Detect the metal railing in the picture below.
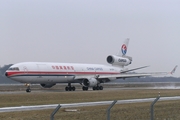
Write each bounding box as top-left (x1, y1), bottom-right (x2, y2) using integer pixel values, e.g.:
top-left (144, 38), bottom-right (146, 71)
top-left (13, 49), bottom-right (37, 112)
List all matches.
top-left (50, 93), bottom-right (179, 120)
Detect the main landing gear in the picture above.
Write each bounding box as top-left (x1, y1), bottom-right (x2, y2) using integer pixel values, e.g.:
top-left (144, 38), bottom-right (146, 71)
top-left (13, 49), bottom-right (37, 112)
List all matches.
top-left (65, 83), bottom-right (76, 91)
top-left (93, 85), bottom-right (103, 90)
top-left (82, 86), bottom-right (88, 91)
top-left (25, 83), bottom-right (31, 93)
top-left (82, 85), bottom-right (103, 91)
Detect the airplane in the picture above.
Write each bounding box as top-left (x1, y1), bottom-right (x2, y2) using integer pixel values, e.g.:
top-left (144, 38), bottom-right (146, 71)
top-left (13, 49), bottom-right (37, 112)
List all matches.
top-left (5, 39), bottom-right (177, 92)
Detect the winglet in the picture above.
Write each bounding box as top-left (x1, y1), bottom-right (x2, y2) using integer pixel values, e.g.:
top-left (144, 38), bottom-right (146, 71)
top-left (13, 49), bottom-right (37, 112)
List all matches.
top-left (170, 65), bottom-right (178, 74)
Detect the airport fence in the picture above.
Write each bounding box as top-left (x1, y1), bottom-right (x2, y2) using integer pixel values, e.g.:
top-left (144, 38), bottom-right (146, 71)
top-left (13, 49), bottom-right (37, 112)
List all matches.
top-left (50, 94), bottom-right (162, 120)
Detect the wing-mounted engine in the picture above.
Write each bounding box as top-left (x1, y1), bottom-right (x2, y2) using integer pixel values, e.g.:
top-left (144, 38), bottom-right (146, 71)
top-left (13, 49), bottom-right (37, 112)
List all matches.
top-left (40, 83), bottom-right (56, 88)
top-left (107, 55), bottom-right (132, 66)
top-left (83, 78), bottom-right (98, 87)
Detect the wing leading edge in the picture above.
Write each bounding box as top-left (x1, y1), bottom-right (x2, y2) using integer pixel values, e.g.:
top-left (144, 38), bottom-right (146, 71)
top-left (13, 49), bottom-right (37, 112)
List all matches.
top-left (99, 65), bottom-right (178, 79)
top-left (74, 65), bottom-right (178, 81)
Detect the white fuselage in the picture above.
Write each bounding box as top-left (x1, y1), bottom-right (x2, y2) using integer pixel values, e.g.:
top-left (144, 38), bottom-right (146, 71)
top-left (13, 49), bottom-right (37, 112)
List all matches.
top-left (5, 39), bottom-right (136, 92)
top-left (6, 62), bottom-right (122, 84)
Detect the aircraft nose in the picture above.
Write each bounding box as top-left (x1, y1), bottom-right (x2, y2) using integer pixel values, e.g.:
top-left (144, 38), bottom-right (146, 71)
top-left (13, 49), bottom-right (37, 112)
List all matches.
top-left (5, 72), bottom-right (8, 77)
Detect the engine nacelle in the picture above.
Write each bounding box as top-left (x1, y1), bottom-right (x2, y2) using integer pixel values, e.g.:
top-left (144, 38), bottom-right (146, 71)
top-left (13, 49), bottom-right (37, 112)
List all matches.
top-left (83, 78), bottom-right (98, 87)
top-left (107, 55), bottom-right (131, 66)
top-left (40, 83), bottom-right (56, 88)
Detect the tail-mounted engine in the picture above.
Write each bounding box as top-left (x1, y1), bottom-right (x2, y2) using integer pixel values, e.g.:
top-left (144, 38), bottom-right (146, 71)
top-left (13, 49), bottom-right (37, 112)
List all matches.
top-left (107, 55), bottom-right (132, 66)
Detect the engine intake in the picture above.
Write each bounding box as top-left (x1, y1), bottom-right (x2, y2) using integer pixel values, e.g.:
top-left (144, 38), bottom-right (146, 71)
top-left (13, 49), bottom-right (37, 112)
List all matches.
top-left (107, 56), bottom-right (114, 64)
top-left (83, 78), bottom-right (98, 87)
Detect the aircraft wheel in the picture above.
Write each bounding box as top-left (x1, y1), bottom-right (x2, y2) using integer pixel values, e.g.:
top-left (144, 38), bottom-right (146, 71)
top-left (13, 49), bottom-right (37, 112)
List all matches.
top-left (93, 87), bottom-right (96, 90)
top-left (82, 86), bottom-right (85, 91)
top-left (68, 87), bottom-right (72, 91)
top-left (72, 86), bottom-right (76, 91)
top-left (99, 86), bottom-right (103, 90)
top-left (65, 86), bottom-right (69, 91)
top-left (26, 89), bottom-right (31, 93)
top-left (82, 86), bottom-right (88, 91)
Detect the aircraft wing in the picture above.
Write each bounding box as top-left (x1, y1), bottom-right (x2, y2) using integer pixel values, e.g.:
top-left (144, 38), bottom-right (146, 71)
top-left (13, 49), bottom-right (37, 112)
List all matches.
top-left (74, 72), bottom-right (165, 84)
top-left (74, 65), bottom-right (177, 81)
top-left (98, 73), bottom-right (152, 79)
top-left (99, 65), bottom-right (178, 79)
top-left (98, 72), bottom-right (169, 79)
top-left (74, 72), bottom-right (168, 83)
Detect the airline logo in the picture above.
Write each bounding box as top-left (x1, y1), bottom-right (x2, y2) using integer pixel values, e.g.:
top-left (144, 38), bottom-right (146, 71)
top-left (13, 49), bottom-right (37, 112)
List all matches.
top-left (121, 44), bottom-right (127, 55)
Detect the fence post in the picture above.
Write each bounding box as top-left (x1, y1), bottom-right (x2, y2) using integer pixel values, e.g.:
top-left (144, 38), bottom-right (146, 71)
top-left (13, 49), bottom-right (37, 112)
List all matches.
top-left (150, 93), bottom-right (160, 120)
top-left (107, 100), bottom-right (117, 120)
top-left (50, 104), bottom-right (61, 120)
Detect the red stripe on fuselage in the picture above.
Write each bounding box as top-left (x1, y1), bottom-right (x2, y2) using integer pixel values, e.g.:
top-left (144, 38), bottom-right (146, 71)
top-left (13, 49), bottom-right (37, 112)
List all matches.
top-left (6, 71), bottom-right (120, 77)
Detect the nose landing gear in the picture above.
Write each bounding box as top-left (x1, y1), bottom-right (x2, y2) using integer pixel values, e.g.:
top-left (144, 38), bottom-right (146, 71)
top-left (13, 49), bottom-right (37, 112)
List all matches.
top-left (25, 84), bottom-right (31, 92)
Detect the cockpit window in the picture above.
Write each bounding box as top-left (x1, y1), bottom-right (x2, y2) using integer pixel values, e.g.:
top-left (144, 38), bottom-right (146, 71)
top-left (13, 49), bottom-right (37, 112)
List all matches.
top-left (8, 67), bottom-right (19, 71)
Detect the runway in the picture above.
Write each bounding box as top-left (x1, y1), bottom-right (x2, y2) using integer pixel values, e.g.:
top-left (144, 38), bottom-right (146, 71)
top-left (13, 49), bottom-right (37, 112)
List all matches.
top-left (1, 86), bottom-right (180, 95)
top-left (1, 96), bottom-right (180, 113)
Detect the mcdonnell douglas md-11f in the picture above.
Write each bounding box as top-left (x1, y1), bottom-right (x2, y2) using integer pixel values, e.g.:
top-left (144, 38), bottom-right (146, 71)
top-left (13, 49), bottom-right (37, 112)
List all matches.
top-left (5, 39), bottom-right (177, 92)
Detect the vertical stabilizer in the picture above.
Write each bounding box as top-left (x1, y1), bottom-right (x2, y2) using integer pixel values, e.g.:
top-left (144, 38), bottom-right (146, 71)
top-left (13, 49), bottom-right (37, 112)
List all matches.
top-left (118, 38), bottom-right (129, 56)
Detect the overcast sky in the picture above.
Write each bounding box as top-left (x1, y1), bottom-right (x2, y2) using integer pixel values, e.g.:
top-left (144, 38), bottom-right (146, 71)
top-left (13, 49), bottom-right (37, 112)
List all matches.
top-left (0, 0), bottom-right (179, 77)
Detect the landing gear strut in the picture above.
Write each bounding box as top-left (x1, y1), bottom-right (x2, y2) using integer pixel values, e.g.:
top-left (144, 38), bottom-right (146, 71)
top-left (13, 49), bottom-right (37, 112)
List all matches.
top-left (65, 83), bottom-right (76, 91)
top-left (25, 84), bottom-right (31, 93)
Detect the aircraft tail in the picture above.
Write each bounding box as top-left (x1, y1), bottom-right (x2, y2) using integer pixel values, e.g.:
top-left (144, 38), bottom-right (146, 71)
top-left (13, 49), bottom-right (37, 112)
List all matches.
top-left (118, 38), bottom-right (130, 56)
top-left (106, 38), bottom-right (132, 67)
